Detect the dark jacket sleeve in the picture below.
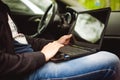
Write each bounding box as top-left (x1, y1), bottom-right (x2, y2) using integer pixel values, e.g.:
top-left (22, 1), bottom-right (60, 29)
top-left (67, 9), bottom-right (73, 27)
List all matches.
top-left (26, 36), bottom-right (53, 51)
top-left (0, 51), bottom-right (46, 78)
top-left (0, 37), bottom-right (53, 78)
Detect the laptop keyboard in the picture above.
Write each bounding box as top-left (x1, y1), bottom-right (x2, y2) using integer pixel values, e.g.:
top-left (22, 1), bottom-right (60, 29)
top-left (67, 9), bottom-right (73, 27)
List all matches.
top-left (51, 45), bottom-right (94, 62)
top-left (59, 45), bottom-right (90, 56)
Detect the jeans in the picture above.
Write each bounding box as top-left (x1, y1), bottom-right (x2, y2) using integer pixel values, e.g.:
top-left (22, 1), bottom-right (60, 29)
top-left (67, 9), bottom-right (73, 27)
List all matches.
top-left (25, 51), bottom-right (120, 80)
top-left (14, 41), bottom-right (120, 80)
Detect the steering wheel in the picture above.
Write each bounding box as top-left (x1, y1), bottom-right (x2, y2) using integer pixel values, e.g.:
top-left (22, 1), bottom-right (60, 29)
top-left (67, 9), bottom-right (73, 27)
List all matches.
top-left (31, 2), bottom-right (58, 37)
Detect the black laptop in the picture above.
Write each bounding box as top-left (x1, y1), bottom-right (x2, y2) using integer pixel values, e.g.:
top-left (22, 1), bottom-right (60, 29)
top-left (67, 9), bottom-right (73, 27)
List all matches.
top-left (51, 7), bottom-right (111, 62)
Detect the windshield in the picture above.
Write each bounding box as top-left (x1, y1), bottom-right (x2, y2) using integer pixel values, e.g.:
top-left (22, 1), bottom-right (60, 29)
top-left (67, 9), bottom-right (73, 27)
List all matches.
top-left (2, 0), bottom-right (52, 15)
top-left (29, 0), bottom-right (52, 12)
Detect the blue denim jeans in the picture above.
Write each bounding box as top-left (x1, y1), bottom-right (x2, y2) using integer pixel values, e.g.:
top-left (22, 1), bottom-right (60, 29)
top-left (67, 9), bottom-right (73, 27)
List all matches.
top-left (25, 51), bottom-right (120, 80)
top-left (14, 41), bottom-right (120, 80)
top-left (14, 40), bottom-right (120, 80)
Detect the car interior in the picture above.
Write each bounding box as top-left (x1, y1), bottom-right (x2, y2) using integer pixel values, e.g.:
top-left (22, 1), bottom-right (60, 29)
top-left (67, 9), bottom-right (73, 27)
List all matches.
top-left (2, 0), bottom-right (120, 59)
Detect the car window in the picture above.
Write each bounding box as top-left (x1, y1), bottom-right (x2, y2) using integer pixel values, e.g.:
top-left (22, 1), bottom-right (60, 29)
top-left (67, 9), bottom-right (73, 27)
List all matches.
top-left (2, 0), bottom-right (33, 14)
top-left (2, 0), bottom-right (52, 15)
top-left (60, 0), bottom-right (120, 11)
top-left (78, 0), bottom-right (120, 11)
top-left (29, 0), bottom-right (52, 12)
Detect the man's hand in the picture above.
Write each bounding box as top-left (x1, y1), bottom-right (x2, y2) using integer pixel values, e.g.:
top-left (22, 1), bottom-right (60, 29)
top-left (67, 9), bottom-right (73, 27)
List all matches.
top-left (41, 41), bottom-right (64, 61)
top-left (57, 34), bottom-right (72, 45)
top-left (41, 34), bottom-right (72, 61)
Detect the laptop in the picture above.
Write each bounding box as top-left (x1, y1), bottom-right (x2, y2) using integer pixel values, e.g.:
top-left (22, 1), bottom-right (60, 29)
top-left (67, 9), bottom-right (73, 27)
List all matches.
top-left (51, 7), bottom-right (111, 62)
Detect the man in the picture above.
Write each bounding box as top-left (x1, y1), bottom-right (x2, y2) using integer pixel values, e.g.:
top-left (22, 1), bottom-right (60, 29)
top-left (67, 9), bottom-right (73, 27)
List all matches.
top-left (0, 1), bottom-right (120, 80)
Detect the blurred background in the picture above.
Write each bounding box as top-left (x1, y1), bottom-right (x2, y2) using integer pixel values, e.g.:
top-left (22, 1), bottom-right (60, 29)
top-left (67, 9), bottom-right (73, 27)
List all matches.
top-left (60, 0), bottom-right (120, 11)
top-left (78, 0), bottom-right (120, 11)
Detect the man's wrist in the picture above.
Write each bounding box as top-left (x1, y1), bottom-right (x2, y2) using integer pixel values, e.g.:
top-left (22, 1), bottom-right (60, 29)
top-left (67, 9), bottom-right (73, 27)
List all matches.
top-left (40, 51), bottom-right (50, 61)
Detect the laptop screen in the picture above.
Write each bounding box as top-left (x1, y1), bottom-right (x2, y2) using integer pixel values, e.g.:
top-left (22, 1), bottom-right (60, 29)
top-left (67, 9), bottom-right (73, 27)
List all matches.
top-left (70, 8), bottom-right (111, 50)
top-left (74, 13), bottom-right (104, 44)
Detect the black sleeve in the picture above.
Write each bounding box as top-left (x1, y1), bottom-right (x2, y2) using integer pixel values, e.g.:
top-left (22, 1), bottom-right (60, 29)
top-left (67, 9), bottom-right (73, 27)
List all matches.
top-left (26, 36), bottom-right (53, 51)
top-left (0, 36), bottom-right (53, 79)
top-left (0, 50), bottom-right (46, 78)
